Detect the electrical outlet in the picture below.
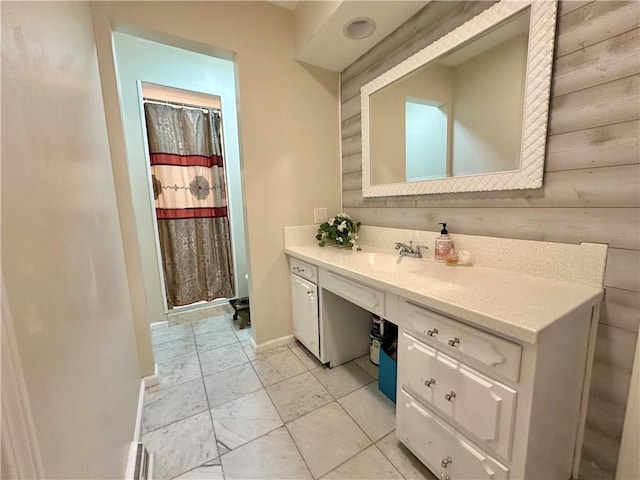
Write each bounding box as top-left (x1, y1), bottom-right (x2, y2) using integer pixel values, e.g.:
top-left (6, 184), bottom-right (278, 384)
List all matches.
top-left (314, 208), bottom-right (327, 223)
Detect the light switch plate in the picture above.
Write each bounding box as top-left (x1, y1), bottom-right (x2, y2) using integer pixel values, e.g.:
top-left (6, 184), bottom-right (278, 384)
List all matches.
top-left (314, 208), bottom-right (327, 223)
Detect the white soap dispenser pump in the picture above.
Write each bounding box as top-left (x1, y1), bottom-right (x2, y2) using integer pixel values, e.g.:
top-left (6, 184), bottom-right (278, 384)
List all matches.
top-left (434, 222), bottom-right (454, 263)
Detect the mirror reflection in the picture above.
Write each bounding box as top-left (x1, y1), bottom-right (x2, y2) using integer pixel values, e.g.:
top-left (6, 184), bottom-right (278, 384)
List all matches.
top-left (369, 8), bottom-right (530, 186)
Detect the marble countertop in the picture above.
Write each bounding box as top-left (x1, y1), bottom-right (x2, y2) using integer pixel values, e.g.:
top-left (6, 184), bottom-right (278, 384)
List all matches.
top-left (284, 243), bottom-right (604, 344)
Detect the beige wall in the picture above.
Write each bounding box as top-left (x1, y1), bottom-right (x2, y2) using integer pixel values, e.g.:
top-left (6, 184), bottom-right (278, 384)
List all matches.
top-left (90, 1), bottom-right (341, 347)
top-left (1, 2), bottom-right (141, 478)
top-left (340, 2), bottom-right (640, 478)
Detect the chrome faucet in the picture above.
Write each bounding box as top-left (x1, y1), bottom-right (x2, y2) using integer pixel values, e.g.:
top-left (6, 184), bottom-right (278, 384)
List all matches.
top-left (394, 241), bottom-right (429, 258)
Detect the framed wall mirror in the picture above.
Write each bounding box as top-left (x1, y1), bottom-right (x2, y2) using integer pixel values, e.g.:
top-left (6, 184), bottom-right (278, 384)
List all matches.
top-left (361, 1), bottom-right (557, 197)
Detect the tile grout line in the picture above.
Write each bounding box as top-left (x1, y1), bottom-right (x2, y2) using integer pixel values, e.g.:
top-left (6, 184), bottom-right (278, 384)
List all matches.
top-left (232, 340), bottom-right (319, 478)
top-left (190, 317), bottom-right (227, 478)
top-left (254, 386), bottom-right (316, 479)
top-left (155, 319), bottom-right (394, 479)
top-left (274, 350), bottom-right (381, 479)
top-left (143, 318), bottom-right (221, 479)
top-left (221, 342), bottom-right (317, 479)
top-left (372, 440), bottom-right (408, 480)
top-left (259, 347), bottom-right (318, 478)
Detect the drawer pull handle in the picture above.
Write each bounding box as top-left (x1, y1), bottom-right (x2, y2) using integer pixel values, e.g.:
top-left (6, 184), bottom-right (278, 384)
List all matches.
top-left (444, 391), bottom-right (456, 401)
top-left (448, 337), bottom-right (460, 347)
top-left (441, 456), bottom-right (452, 467)
top-left (427, 328), bottom-right (438, 337)
top-left (424, 378), bottom-right (436, 388)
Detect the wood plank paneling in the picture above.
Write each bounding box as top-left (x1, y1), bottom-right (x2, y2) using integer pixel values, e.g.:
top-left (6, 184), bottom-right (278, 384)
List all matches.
top-left (586, 391), bottom-right (627, 445)
top-left (601, 287), bottom-right (640, 332)
top-left (558, 1), bottom-right (593, 17)
top-left (552, 28), bottom-right (640, 97)
top-left (341, 134), bottom-right (361, 157)
top-left (590, 360), bottom-right (632, 407)
top-left (342, 171), bottom-right (362, 191)
top-left (339, 3), bottom-right (640, 477)
top-left (595, 324), bottom-right (638, 370)
top-left (582, 424), bottom-right (622, 475)
top-left (555, 1), bottom-right (640, 57)
top-left (604, 248), bottom-right (640, 291)
top-left (546, 120), bottom-right (640, 171)
top-left (549, 75), bottom-right (640, 135)
top-left (341, 95), bottom-right (360, 122)
top-left (343, 164), bottom-right (640, 208)
top-left (347, 207), bottom-right (639, 249)
top-left (341, 115), bottom-right (360, 140)
top-left (342, 152), bottom-right (362, 175)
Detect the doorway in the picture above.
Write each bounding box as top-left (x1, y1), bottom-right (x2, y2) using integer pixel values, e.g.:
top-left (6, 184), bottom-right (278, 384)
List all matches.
top-left (111, 32), bottom-right (249, 324)
top-left (141, 83), bottom-right (235, 311)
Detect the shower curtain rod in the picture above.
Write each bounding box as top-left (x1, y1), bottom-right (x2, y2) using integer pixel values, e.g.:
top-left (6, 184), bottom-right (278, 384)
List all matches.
top-left (143, 97), bottom-right (221, 113)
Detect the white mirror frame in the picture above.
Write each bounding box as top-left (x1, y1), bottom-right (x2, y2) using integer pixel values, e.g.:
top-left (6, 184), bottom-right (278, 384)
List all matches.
top-left (361, 0), bottom-right (557, 197)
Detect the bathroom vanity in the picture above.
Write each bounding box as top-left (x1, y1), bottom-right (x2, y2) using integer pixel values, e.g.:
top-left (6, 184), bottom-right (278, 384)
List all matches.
top-left (284, 224), bottom-right (607, 480)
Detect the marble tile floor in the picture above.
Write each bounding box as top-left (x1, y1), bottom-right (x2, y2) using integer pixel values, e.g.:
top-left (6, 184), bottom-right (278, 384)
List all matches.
top-left (143, 313), bottom-right (437, 480)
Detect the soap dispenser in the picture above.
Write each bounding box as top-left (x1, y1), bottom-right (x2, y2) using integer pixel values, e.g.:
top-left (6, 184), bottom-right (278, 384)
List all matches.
top-left (434, 223), bottom-right (454, 263)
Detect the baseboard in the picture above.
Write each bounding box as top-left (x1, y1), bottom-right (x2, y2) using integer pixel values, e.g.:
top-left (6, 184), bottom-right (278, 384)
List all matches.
top-left (143, 364), bottom-right (159, 389)
top-left (133, 380), bottom-right (145, 442)
top-left (253, 334), bottom-right (296, 354)
top-left (125, 381), bottom-right (153, 479)
top-left (149, 321), bottom-right (168, 330)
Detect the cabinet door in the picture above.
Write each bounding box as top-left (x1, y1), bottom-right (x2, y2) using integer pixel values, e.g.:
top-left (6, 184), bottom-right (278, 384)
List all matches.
top-left (290, 274), bottom-right (319, 358)
top-left (397, 389), bottom-right (510, 480)
top-left (399, 332), bottom-right (516, 460)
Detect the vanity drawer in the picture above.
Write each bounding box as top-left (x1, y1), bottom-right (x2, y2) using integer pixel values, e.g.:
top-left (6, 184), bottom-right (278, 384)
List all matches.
top-left (290, 258), bottom-right (318, 283)
top-left (400, 299), bottom-right (522, 382)
top-left (397, 389), bottom-right (510, 480)
top-left (320, 269), bottom-right (385, 316)
top-left (399, 331), bottom-right (516, 460)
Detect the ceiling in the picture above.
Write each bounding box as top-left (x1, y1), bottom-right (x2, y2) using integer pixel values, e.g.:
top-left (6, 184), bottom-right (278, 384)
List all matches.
top-left (270, 1), bottom-right (298, 10)
top-left (270, 1), bottom-right (429, 72)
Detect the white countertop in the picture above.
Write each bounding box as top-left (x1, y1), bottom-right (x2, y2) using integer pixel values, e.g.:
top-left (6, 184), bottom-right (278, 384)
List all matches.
top-left (285, 243), bottom-right (604, 344)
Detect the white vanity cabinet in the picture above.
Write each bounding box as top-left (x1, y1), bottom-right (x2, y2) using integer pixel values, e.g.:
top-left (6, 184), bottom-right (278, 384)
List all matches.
top-left (396, 298), bottom-right (598, 480)
top-left (397, 390), bottom-right (510, 480)
top-left (289, 257), bottom-right (385, 367)
top-left (284, 225), bottom-right (607, 480)
top-left (290, 258), bottom-right (320, 358)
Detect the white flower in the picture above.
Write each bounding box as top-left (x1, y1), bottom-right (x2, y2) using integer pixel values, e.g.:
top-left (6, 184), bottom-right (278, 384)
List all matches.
top-left (328, 217), bottom-right (335, 226)
top-left (337, 237), bottom-right (343, 243)
top-left (349, 239), bottom-right (355, 244)
top-left (337, 221), bottom-right (347, 232)
top-left (352, 245), bottom-right (359, 251)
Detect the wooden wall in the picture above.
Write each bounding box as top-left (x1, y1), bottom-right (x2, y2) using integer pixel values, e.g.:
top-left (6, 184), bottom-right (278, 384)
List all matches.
top-left (339, 2), bottom-right (640, 478)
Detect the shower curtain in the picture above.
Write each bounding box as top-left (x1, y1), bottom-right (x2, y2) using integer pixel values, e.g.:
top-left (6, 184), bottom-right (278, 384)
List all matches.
top-left (144, 103), bottom-right (235, 308)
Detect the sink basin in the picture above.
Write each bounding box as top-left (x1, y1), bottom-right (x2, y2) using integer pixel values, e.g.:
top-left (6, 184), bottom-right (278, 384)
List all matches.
top-left (342, 252), bottom-right (425, 273)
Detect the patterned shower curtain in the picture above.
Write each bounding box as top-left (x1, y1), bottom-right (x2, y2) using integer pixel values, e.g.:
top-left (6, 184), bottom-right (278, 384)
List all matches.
top-left (144, 103), bottom-right (235, 308)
